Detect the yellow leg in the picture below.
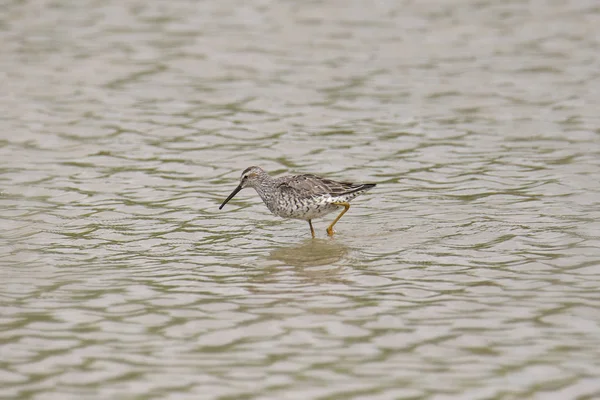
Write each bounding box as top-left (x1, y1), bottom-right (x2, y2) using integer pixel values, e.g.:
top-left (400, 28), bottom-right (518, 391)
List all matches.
top-left (326, 202), bottom-right (350, 236)
top-left (308, 220), bottom-right (315, 238)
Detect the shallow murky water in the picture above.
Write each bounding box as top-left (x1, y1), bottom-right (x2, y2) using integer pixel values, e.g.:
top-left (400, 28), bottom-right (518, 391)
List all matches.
top-left (2, 0), bottom-right (600, 399)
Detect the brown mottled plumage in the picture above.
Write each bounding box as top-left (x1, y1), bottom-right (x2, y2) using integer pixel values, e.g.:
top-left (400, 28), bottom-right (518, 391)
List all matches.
top-left (219, 166), bottom-right (376, 237)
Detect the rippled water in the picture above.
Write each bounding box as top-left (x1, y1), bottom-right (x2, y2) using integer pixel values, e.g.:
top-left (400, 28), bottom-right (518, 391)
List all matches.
top-left (2, 0), bottom-right (600, 399)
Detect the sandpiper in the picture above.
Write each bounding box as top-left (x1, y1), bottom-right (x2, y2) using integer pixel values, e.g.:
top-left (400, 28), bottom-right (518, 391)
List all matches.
top-left (219, 166), bottom-right (376, 237)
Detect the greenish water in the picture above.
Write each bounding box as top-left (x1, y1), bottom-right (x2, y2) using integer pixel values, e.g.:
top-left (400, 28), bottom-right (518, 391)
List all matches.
top-left (2, 1), bottom-right (600, 399)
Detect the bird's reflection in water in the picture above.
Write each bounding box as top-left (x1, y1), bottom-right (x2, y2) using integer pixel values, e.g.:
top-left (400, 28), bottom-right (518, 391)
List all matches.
top-left (268, 238), bottom-right (348, 267)
top-left (250, 239), bottom-right (351, 287)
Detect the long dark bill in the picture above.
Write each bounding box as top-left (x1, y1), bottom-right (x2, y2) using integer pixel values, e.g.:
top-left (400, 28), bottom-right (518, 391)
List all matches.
top-left (219, 185), bottom-right (243, 210)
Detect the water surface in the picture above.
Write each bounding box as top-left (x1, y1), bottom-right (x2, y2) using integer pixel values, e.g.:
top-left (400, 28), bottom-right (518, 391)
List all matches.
top-left (2, 0), bottom-right (600, 399)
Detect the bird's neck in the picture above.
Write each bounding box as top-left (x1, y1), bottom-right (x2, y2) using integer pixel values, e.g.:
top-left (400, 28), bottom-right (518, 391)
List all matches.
top-left (253, 176), bottom-right (277, 210)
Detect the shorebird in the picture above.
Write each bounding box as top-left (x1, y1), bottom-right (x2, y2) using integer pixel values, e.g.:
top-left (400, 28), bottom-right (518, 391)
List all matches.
top-left (219, 166), bottom-right (376, 237)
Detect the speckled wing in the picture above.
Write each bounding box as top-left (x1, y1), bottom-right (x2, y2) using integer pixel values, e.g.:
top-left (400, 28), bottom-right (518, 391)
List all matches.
top-left (277, 174), bottom-right (373, 199)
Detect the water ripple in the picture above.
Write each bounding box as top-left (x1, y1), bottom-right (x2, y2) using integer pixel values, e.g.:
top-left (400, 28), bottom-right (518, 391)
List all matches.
top-left (2, 0), bottom-right (600, 399)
